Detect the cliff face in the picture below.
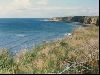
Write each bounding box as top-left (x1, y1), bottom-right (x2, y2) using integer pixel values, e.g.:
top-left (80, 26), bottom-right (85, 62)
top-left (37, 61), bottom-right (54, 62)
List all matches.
top-left (49, 17), bottom-right (73, 22)
top-left (49, 16), bottom-right (99, 26)
top-left (83, 16), bottom-right (99, 26)
top-left (71, 16), bottom-right (85, 23)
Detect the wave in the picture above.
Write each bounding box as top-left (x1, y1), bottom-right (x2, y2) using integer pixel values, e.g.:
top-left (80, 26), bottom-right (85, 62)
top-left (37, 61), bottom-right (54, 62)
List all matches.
top-left (64, 33), bottom-right (72, 36)
top-left (15, 34), bottom-right (26, 37)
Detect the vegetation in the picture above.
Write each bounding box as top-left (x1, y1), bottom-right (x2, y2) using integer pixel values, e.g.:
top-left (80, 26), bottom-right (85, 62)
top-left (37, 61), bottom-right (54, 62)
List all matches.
top-left (0, 25), bottom-right (99, 74)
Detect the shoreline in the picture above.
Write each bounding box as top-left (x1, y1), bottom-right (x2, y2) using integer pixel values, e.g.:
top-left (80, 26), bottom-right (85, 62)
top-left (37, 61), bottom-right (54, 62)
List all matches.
top-left (14, 23), bottom-right (95, 54)
top-left (0, 22), bottom-right (84, 54)
top-left (0, 24), bottom-right (99, 74)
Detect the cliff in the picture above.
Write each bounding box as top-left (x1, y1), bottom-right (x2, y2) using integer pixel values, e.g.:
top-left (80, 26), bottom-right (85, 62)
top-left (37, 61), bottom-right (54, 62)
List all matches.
top-left (83, 16), bottom-right (99, 26)
top-left (49, 16), bottom-right (99, 26)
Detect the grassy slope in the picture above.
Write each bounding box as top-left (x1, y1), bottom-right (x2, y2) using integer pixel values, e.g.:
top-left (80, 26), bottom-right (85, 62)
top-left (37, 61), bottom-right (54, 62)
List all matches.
top-left (0, 25), bottom-right (99, 74)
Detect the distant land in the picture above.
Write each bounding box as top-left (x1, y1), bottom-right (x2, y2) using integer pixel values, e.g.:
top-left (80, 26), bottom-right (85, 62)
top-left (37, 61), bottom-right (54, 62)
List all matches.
top-left (49, 16), bottom-right (99, 26)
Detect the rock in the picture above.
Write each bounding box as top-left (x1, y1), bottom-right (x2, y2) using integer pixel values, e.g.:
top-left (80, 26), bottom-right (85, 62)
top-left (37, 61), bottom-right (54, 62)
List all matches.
top-left (84, 16), bottom-right (99, 25)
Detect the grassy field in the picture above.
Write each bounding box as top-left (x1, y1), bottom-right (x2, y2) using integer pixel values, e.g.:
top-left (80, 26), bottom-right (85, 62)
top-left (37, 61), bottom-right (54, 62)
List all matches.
top-left (0, 25), bottom-right (99, 74)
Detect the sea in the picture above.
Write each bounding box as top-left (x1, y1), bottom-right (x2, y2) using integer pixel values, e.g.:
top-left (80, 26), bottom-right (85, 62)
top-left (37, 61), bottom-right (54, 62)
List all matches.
top-left (0, 18), bottom-right (80, 53)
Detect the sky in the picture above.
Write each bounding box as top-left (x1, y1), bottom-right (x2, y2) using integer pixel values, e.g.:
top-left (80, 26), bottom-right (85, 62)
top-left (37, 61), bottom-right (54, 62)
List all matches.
top-left (0, 0), bottom-right (99, 18)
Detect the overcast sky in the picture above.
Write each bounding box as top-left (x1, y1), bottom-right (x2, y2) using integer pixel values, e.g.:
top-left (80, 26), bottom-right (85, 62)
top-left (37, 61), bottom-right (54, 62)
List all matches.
top-left (0, 0), bottom-right (99, 18)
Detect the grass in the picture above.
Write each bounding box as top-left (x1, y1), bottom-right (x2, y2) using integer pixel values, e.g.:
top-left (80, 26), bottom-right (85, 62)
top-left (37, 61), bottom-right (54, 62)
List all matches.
top-left (0, 25), bottom-right (99, 74)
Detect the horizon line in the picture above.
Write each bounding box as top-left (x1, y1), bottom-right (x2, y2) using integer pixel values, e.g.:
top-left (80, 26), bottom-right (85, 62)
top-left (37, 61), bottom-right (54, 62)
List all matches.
top-left (0, 16), bottom-right (99, 18)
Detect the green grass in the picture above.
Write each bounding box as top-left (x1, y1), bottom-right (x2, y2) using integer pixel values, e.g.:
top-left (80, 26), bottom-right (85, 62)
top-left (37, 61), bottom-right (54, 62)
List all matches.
top-left (0, 25), bottom-right (99, 74)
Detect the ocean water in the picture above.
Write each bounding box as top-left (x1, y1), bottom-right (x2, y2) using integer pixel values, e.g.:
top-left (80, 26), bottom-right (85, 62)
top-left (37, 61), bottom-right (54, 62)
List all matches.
top-left (0, 18), bottom-right (79, 53)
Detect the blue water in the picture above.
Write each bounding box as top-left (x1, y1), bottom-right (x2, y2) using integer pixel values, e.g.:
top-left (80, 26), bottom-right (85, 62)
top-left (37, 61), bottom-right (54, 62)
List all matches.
top-left (0, 18), bottom-right (78, 53)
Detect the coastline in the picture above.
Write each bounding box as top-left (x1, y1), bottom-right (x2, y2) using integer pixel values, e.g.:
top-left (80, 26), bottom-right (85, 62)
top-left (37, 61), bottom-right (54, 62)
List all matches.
top-left (49, 16), bottom-right (99, 26)
top-left (0, 0), bottom-right (99, 74)
top-left (0, 24), bottom-right (99, 74)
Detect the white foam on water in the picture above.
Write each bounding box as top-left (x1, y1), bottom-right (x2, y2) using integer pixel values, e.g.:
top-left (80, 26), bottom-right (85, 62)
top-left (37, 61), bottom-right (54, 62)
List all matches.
top-left (64, 33), bottom-right (72, 36)
top-left (15, 34), bottom-right (26, 37)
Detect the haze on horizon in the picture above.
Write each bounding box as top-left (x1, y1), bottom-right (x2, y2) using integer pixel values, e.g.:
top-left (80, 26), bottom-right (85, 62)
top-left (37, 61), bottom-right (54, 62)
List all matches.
top-left (0, 0), bottom-right (99, 18)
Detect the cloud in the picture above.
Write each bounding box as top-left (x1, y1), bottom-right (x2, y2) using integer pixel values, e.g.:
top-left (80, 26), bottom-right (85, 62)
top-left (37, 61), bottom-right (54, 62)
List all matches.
top-left (0, 0), bottom-right (99, 18)
top-left (0, 0), bottom-right (31, 17)
top-left (36, 0), bottom-right (48, 5)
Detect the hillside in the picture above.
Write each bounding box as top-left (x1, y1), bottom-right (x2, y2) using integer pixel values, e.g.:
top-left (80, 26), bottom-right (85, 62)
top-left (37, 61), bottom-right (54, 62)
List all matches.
top-left (0, 25), bottom-right (99, 74)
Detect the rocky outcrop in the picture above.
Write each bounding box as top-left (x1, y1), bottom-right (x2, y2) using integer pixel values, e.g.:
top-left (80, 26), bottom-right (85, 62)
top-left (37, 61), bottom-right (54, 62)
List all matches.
top-left (71, 16), bottom-right (85, 23)
top-left (83, 16), bottom-right (99, 26)
top-left (49, 16), bottom-right (73, 22)
top-left (49, 16), bottom-right (99, 26)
